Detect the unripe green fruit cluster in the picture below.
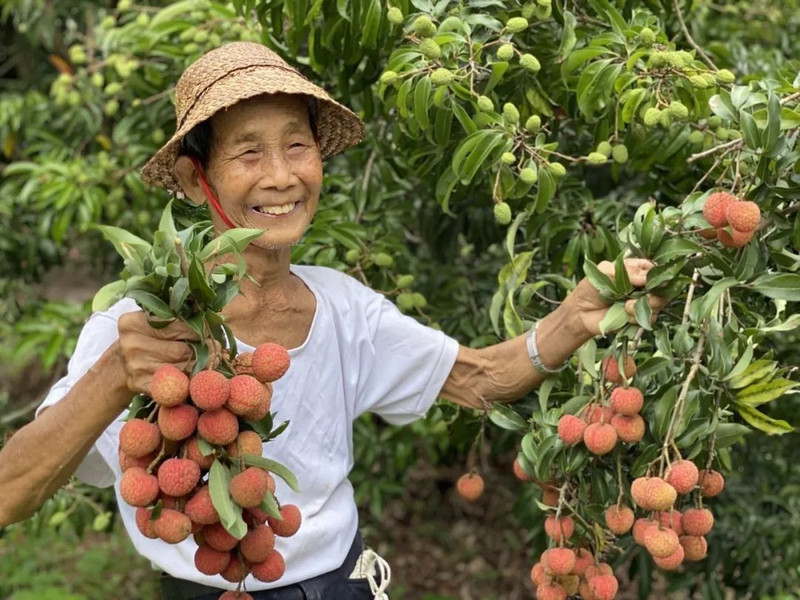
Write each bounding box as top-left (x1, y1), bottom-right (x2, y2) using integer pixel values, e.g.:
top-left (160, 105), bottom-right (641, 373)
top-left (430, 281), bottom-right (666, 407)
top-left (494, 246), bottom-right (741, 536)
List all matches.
top-left (519, 167), bottom-right (537, 184)
top-left (505, 17), bottom-right (529, 33)
top-left (638, 27), bottom-right (656, 47)
top-left (519, 53), bottom-right (541, 72)
top-left (387, 7), bottom-right (403, 25)
top-left (430, 68), bottom-right (454, 85)
top-left (419, 38), bottom-right (441, 60)
top-left (525, 114), bottom-right (541, 132)
top-left (503, 102), bottom-right (520, 124)
top-left (477, 95), bottom-right (494, 112)
top-left (586, 152), bottom-right (608, 165)
top-left (412, 15), bottom-right (436, 38)
top-left (497, 44), bottom-right (515, 61)
top-left (494, 202), bottom-right (512, 225)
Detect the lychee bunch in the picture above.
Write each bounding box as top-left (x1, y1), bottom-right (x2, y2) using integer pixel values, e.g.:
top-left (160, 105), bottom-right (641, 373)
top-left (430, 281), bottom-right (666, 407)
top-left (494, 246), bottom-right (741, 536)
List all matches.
top-left (701, 191), bottom-right (760, 247)
top-left (530, 546), bottom-right (619, 600)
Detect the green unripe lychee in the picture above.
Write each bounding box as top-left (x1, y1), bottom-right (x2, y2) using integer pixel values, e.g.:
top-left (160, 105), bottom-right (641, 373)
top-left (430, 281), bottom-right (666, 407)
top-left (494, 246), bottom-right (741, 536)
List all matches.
top-left (667, 100), bottom-right (689, 120)
top-left (716, 69), bottom-right (735, 83)
top-left (118, 0), bottom-right (132, 9)
top-left (387, 7), bottom-right (403, 25)
top-left (659, 110), bottom-right (672, 127)
top-left (548, 162), bottom-right (566, 177)
top-left (69, 45), bottom-right (87, 65)
top-left (688, 130), bottom-right (705, 144)
top-left (412, 15), bottom-right (436, 38)
top-left (497, 44), bottom-right (515, 61)
top-left (193, 31), bottom-right (209, 44)
top-left (101, 15), bottom-right (116, 29)
top-left (519, 167), bottom-right (538, 184)
top-left (715, 127), bottom-right (729, 140)
top-left (596, 141), bottom-right (612, 158)
top-left (412, 292), bottom-right (427, 308)
top-left (535, 4), bottom-right (552, 18)
top-left (505, 17), bottom-right (529, 33)
top-left (708, 116), bottom-right (722, 128)
top-left (519, 53), bottom-right (541, 73)
top-left (501, 152), bottom-right (516, 165)
top-left (502, 102), bottom-right (520, 124)
top-left (396, 274), bottom-right (415, 288)
top-left (611, 144), bottom-right (629, 164)
top-left (643, 107), bottom-right (661, 127)
top-left (345, 248), bottom-right (360, 264)
top-left (649, 52), bottom-right (669, 68)
top-left (135, 12), bottom-right (150, 26)
top-left (689, 75), bottom-right (708, 89)
top-left (397, 293), bottom-right (415, 311)
top-left (675, 51), bottom-right (694, 68)
top-left (373, 252), bottom-right (395, 268)
top-left (104, 82), bottom-right (123, 96)
top-left (587, 152), bottom-right (608, 165)
top-left (104, 99), bottom-right (120, 116)
top-left (380, 70), bottom-right (399, 85)
top-left (477, 95), bottom-right (494, 112)
top-left (525, 114), bottom-right (541, 132)
top-left (419, 38), bottom-right (441, 59)
top-left (537, 0), bottom-right (552, 5)
top-left (638, 27), bottom-right (656, 47)
top-left (494, 202), bottom-right (512, 225)
top-left (430, 68), bottom-right (454, 85)
top-left (521, 2), bottom-right (536, 19)
top-left (439, 16), bottom-right (463, 32)
top-left (90, 72), bottom-right (105, 89)
top-left (183, 42), bottom-right (199, 54)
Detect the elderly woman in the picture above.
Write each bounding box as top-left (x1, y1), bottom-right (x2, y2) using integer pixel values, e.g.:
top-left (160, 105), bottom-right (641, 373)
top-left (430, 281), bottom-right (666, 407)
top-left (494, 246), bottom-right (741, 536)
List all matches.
top-left (0, 42), bottom-right (662, 599)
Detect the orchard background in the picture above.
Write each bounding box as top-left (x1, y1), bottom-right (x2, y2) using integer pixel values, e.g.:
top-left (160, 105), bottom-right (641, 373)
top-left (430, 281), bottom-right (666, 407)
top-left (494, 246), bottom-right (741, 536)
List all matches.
top-left (2, 0), bottom-right (800, 598)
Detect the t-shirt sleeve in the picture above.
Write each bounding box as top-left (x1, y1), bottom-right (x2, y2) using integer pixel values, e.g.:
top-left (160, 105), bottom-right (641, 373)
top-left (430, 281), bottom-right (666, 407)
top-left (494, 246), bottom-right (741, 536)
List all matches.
top-left (36, 301), bottom-right (136, 487)
top-left (354, 295), bottom-right (460, 425)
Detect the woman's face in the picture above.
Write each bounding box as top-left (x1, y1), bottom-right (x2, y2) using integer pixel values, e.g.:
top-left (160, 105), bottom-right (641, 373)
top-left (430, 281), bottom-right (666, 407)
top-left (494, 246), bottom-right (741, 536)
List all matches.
top-left (205, 93), bottom-right (323, 250)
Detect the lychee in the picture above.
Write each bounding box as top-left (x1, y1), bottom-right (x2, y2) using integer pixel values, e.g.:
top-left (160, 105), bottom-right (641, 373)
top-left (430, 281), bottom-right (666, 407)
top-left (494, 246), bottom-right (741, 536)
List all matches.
top-left (541, 486), bottom-right (559, 507)
top-left (456, 473), bottom-right (484, 502)
top-left (219, 592), bottom-right (254, 600)
top-left (717, 226), bottom-right (753, 247)
top-left (633, 477), bottom-right (676, 511)
top-left (185, 436), bottom-right (215, 470)
top-left (557, 574), bottom-right (579, 596)
top-left (535, 582), bottom-right (566, 600)
top-left (246, 506), bottom-right (269, 525)
top-left (194, 545), bottom-right (230, 575)
top-left (513, 457), bottom-right (536, 482)
top-left (703, 191), bottom-right (735, 227)
top-left (227, 430), bottom-right (264, 458)
top-left (656, 510), bottom-right (683, 536)
top-left (153, 508), bottom-right (192, 544)
top-left (666, 460), bottom-right (699, 495)
top-left (240, 524), bottom-right (276, 563)
top-left (544, 515), bottom-right (574, 542)
top-left (583, 422), bottom-right (618, 455)
top-left (119, 418), bottom-right (162, 458)
top-left (589, 574), bottom-right (619, 600)
top-left (530, 562), bottom-right (544, 586)
top-left (226, 374), bottom-right (270, 417)
top-left (584, 563), bottom-right (613, 579)
top-left (643, 525), bottom-right (680, 558)
top-left (557, 414), bottom-right (586, 445)
top-left (203, 522), bottom-right (239, 552)
top-left (611, 414), bottom-right (645, 443)
top-left (120, 467), bottom-right (159, 507)
top-left (584, 403), bottom-right (614, 424)
top-left (268, 504), bottom-right (302, 537)
top-left (251, 550), bottom-right (286, 582)
top-left (609, 387), bottom-right (643, 415)
top-left (604, 504), bottom-right (634, 535)
top-left (682, 508), bottom-right (714, 536)
top-left (197, 408), bottom-right (239, 446)
top-left (119, 449), bottom-right (156, 472)
top-left (150, 364), bottom-right (190, 407)
top-left (184, 485), bottom-right (219, 525)
top-left (698, 469), bottom-right (725, 497)
top-left (157, 458), bottom-right (201, 497)
top-left (602, 355), bottom-right (636, 384)
top-left (233, 351), bottom-right (254, 376)
top-left (135, 506), bottom-right (158, 539)
top-left (240, 384), bottom-right (273, 422)
top-left (653, 543), bottom-right (685, 570)
top-left (545, 548), bottom-right (576, 575)
top-left (572, 548), bottom-right (594, 576)
top-left (252, 342), bottom-right (291, 383)
top-left (220, 554), bottom-right (251, 583)
top-left (157, 403), bottom-right (199, 441)
top-left (632, 518), bottom-right (658, 545)
top-left (725, 200), bottom-right (760, 232)
top-left (680, 535), bottom-right (708, 561)
top-left (230, 467), bottom-right (269, 508)
top-left (189, 370), bottom-right (230, 410)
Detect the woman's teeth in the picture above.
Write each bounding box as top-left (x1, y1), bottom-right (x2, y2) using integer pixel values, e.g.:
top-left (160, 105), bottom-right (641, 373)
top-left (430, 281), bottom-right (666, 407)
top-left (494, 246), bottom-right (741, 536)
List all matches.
top-left (255, 202), bottom-right (297, 215)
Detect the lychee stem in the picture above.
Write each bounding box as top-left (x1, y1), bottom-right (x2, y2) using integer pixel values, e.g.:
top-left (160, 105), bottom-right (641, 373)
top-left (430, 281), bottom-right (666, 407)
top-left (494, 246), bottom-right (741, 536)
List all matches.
top-left (615, 452), bottom-right (625, 507)
top-left (681, 270), bottom-right (699, 326)
top-left (147, 439), bottom-right (168, 474)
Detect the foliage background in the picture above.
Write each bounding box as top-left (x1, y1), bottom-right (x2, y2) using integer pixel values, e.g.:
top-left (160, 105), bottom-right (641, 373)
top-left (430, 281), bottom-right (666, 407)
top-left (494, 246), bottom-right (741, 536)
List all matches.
top-left (1, 0), bottom-right (800, 598)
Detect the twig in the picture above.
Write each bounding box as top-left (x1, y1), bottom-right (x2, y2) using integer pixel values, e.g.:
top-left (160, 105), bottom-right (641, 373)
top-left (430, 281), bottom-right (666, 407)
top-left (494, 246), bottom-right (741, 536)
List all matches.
top-left (780, 91), bottom-right (800, 105)
top-left (687, 138), bottom-right (743, 163)
top-left (671, 0), bottom-right (717, 70)
top-left (681, 269), bottom-right (699, 326)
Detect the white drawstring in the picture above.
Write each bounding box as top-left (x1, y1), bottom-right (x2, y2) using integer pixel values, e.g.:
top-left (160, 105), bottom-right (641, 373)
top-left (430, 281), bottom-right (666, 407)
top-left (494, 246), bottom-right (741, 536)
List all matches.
top-left (350, 548), bottom-right (392, 599)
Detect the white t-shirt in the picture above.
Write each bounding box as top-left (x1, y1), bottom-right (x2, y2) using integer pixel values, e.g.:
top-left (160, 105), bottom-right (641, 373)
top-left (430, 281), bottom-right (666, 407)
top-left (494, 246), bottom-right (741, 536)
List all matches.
top-left (38, 265), bottom-right (460, 590)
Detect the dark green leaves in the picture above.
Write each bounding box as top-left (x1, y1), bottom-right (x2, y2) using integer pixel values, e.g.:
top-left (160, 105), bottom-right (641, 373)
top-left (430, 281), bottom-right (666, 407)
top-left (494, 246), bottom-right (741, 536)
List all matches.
top-left (208, 461), bottom-right (247, 539)
top-left (242, 455), bottom-right (300, 493)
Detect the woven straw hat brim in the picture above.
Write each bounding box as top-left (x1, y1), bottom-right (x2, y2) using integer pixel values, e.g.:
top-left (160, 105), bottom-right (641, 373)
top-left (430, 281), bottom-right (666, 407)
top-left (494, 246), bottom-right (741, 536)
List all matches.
top-left (141, 65), bottom-right (364, 195)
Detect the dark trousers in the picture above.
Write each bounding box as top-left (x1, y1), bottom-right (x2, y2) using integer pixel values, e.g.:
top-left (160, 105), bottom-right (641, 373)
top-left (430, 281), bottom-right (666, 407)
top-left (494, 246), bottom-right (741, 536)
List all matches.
top-left (161, 532), bottom-right (376, 600)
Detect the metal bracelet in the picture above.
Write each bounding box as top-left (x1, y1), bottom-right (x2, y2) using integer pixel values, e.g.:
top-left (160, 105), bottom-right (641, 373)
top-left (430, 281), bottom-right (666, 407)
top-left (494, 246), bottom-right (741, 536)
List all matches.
top-left (526, 322), bottom-right (567, 374)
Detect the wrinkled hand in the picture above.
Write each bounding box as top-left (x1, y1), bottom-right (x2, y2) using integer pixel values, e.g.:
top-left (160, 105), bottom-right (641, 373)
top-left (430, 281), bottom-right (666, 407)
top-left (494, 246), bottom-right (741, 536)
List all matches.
top-left (567, 258), bottom-right (668, 338)
top-left (117, 312), bottom-right (201, 394)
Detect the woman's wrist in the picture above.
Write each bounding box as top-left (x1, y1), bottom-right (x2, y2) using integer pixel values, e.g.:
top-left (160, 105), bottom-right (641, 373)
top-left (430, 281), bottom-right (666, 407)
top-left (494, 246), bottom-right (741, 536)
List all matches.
top-left (534, 302), bottom-right (593, 371)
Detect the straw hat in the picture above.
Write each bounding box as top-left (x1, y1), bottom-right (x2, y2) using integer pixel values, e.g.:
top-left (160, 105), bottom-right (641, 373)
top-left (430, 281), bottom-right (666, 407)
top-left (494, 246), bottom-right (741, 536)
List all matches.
top-left (141, 42), bottom-right (365, 195)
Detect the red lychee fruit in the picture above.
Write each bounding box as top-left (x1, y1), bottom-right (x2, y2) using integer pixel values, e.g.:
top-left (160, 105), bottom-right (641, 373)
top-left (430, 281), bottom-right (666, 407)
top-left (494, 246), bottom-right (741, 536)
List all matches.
top-left (557, 414), bottom-right (587, 445)
top-left (227, 430), bottom-right (264, 458)
top-left (120, 467), bottom-right (159, 507)
top-left (157, 403), bottom-right (199, 441)
top-left (653, 543), bottom-right (685, 570)
top-left (135, 507), bottom-right (158, 539)
top-left (643, 525), bottom-right (680, 558)
top-left (572, 548), bottom-right (594, 577)
top-left (233, 351), bottom-right (254, 375)
top-left (703, 191), bottom-right (736, 227)
top-left (189, 370), bottom-right (230, 410)
top-left (240, 523), bottom-right (276, 563)
top-left (220, 553), bottom-right (251, 583)
top-left (717, 226), bottom-right (753, 247)
top-left (150, 364), bottom-right (190, 407)
top-left (119, 418), bottom-right (161, 458)
top-left (584, 563), bottom-right (613, 579)
top-left (682, 508), bottom-right (714, 536)
top-left (530, 561), bottom-right (544, 586)
top-left (184, 485), bottom-right (219, 525)
top-left (219, 592), bottom-right (254, 600)
top-left (609, 386), bottom-right (643, 415)
top-left (251, 550), bottom-right (286, 582)
top-left (633, 518), bottom-right (658, 545)
top-left (535, 581), bottom-right (566, 600)
top-left (119, 449), bottom-right (156, 472)
top-left (680, 535), bottom-right (708, 561)
top-left (583, 422), bottom-right (618, 455)
top-left (157, 458), bottom-right (201, 497)
top-left (726, 200), bottom-right (760, 232)
top-left (656, 510), bottom-right (684, 536)
top-left (239, 383), bottom-right (273, 422)
top-left (633, 477), bottom-right (677, 511)
top-left (456, 473), bottom-right (484, 502)
top-left (698, 469), bottom-right (725, 497)
top-left (588, 574), bottom-right (619, 600)
top-left (611, 414), bottom-right (645, 443)
top-left (246, 506), bottom-right (269, 525)
top-left (268, 504), bottom-right (302, 537)
top-left (194, 545), bottom-right (230, 576)
top-left (197, 408), bottom-right (239, 446)
top-left (226, 374), bottom-right (270, 417)
top-left (203, 522), bottom-right (239, 552)
top-left (230, 467), bottom-right (269, 508)
top-left (545, 548), bottom-right (576, 575)
top-left (541, 486), bottom-right (559, 507)
top-left (584, 403), bottom-right (614, 424)
top-left (185, 436), bottom-right (215, 470)
top-left (544, 515), bottom-right (574, 542)
top-left (252, 342), bottom-right (291, 383)
top-left (153, 508), bottom-right (192, 544)
top-left (513, 457), bottom-right (535, 482)
top-left (602, 355), bottom-right (636, 384)
top-left (605, 504), bottom-right (634, 535)
top-left (666, 460), bottom-right (699, 495)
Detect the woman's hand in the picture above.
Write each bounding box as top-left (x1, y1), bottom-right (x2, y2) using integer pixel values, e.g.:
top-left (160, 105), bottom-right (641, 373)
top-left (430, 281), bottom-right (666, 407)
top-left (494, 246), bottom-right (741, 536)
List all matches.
top-left (565, 258), bottom-right (668, 339)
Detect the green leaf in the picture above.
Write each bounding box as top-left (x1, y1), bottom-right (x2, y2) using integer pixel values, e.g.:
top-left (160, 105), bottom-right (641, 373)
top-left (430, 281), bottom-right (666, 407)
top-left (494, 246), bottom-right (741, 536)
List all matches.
top-left (583, 259), bottom-right (618, 299)
top-left (92, 280), bottom-right (126, 312)
top-left (652, 386), bottom-right (678, 441)
top-left (598, 302), bottom-right (628, 334)
top-left (763, 93), bottom-right (781, 153)
top-left (633, 296), bottom-right (653, 330)
top-left (723, 345), bottom-right (754, 381)
top-left (198, 228), bottom-right (264, 261)
top-left (413, 75), bottom-right (432, 130)
top-left (739, 110), bottom-right (760, 149)
top-left (359, 0), bottom-right (381, 48)
top-left (750, 273), bottom-right (800, 301)
top-left (692, 277), bottom-right (737, 321)
top-left (645, 261), bottom-right (686, 290)
top-left (242, 455), bottom-right (300, 492)
top-left (188, 256), bottom-right (215, 303)
top-left (209, 461), bottom-right (247, 539)
top-left (713, 423), bottom-right (751, 449)
top-left (736, 378), bottom-right (799, 407)
top-left (488, 404), bottom-right (528, 431)
top-left (612, 253), bottom-right (632, 295)
top-left (126, 290), bottom-right (175, 319)
top-left (158, 200), bottom-right (178, 238)
top-left (534, 167), bottom-right (556, 214)
top-left (652, 239), bottom-right (701, 264)
top-left (735, 403), bottom-right (794, 435)
top-left (728, 359), bottom-right (776, 389)
top-left (258, 490), bottom-right (282, 519)
top-left (94, 224), bottom-right (151, 264)
top-left (558, 11), bottom-right (577, 58)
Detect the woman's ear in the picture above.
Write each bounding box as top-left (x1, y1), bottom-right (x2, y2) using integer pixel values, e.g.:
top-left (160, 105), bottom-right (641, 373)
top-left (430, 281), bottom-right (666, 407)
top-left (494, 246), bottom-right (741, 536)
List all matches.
top-left (173, 155), bottom-right (206, 206)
